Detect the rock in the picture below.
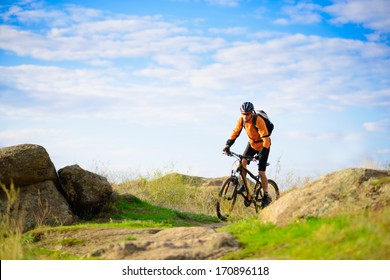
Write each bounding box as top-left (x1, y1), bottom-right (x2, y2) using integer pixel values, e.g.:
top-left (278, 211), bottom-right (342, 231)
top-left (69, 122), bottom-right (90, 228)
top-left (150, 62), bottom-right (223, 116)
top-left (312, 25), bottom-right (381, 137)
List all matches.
top-left (0, 180), bottom-right (74, 231)
top-left (0, 144), bottom-right (74, 231)
top-left (0, 144), bottom-right (57, 187)
top-left (260, 168), bottom-right (390, 225)
top-left (58, 164), bottom-right (113, 217)
top-left (98, 227), bottom-right (239, 260)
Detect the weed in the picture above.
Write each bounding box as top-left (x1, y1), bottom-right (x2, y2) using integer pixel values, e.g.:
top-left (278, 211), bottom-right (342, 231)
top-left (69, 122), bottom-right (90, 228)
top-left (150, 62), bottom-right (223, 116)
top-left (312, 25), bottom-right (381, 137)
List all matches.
top-left (54, 238), bottom-right (85, 247)
top-left (370, 176), bottom-right (390, 186)
top-left (124, 236), bottom-right (136, 241)
top-left (0, 181), bottom-right (24, 259)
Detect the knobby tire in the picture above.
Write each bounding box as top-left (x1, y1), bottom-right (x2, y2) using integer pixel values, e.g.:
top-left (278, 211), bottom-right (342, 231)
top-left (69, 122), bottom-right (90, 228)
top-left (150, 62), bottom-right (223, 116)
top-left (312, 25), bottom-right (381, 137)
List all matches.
top-left (255, 179), bottom-right (280, 204)
top-left (216, 177), bottom-right (238, 221)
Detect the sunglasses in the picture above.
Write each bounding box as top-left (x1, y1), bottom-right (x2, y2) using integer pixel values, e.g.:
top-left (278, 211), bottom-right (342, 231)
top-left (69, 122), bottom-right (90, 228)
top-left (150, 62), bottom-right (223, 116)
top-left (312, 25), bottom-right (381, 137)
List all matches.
top-left (242, 112), bottom-right (251, 116)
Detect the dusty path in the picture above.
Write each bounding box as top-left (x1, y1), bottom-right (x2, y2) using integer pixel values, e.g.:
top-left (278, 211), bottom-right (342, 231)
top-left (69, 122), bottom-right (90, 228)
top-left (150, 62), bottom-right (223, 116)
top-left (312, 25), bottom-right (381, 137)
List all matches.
top-left (33, 226), bottom-right (160, 257)
top-left (32, 222), bottom-right (237, 260)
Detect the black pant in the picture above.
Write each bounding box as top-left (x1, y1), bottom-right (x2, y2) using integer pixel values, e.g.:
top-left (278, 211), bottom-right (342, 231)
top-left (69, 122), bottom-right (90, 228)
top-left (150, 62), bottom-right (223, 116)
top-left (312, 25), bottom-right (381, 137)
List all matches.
top-left (243, 143), bottom-right (270, 172)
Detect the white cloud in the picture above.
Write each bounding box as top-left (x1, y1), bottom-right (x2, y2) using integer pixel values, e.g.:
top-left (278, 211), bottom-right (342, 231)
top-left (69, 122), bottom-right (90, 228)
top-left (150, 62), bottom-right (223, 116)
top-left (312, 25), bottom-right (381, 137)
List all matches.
top-left (273, 2), bottom-right (323, 25)
top-left (0, 128), bottom-right (58, 146)
top-left (87, 59), bottom-right (113, 67)
top-left (205, 0), bottom-right (240, 7)
top-left (274, 0), bottom-right (390, 42)
top-left (0, 16), bottom-right (225, 66)
top-left (0, 63), bottom-right (224, 125)
top-left (190, 34), bottom-right (390, 111)
top-left (0, 65), bottom-right (122, 100)
top-left (250, 30), bottom-right (288, 40)
top-left (1, 4), bottom-right (389, 117)
top-left (328, 89), bottom-right (390, 108)
top-left (325, 0), bottom-right (390, 33)
top-left (1, 1), bottom-right (389, 125)
top-left (170, 0), bottom-right (240, 7)
top-left (208, 27), bottom-right (247, 36)
top-left (284, 131), bottom-right (362, 141)
top-left (1, 3), bottom-right (103, 27)
top-left (376, 149), bottom-right (390, 155)
top-left (363, 119), bottom-right (390, 132)
top-left (272, 18), bottom-right (290, 26)
top-left (133, 66), bottom-right (189, 82)
top-left (1, 1), bottom-right (389, 180)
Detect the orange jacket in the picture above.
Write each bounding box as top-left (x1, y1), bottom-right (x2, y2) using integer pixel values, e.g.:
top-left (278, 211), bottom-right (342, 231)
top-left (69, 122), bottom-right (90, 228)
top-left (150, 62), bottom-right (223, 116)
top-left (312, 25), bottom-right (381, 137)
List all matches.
top-left (229, 114), bottom-right (271, 151)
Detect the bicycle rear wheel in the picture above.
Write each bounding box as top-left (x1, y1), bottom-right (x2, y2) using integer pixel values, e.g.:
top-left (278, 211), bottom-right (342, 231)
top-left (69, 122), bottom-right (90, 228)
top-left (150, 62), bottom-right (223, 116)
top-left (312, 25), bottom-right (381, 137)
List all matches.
top-left (216, 176), bottom-right (238, 221)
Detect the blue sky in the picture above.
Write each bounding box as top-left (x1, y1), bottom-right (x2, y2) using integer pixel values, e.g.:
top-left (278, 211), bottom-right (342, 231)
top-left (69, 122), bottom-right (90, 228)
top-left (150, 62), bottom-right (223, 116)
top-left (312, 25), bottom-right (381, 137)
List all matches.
top-left (0, 0), bottom-right (389, 186)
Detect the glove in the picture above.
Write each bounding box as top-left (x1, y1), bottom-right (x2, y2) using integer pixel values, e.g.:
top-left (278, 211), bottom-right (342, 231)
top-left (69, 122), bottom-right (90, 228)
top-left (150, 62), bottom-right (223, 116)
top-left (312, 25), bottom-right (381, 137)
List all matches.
top-left (223, 139), bottom-right (235, 153)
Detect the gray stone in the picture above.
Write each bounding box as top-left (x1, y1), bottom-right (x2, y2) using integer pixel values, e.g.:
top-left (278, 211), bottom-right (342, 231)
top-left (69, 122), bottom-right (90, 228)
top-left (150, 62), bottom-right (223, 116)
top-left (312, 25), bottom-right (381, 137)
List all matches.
top-left (58, 164), bottom-right (113, 217)
top-left (0, 144), bottom-right (57, 187)
top-left (0, 180), bottom-right (74, 231)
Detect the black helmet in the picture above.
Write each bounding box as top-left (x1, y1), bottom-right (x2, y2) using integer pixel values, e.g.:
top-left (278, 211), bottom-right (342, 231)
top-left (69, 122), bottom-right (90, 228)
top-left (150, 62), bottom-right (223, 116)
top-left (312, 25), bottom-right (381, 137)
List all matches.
top-left (240, 102), bottom-right (254, 113)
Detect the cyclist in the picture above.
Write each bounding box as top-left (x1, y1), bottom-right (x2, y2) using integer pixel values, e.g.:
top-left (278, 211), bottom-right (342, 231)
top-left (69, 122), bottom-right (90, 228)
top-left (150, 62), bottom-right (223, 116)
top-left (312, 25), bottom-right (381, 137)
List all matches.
top-left (223, 102), bottom-right (272, 208)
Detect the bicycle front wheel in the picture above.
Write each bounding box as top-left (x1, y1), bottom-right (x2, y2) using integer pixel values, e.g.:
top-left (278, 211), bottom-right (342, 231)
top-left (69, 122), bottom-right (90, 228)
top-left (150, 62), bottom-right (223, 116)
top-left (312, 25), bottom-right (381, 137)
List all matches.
top-left (216, 176), bottom-right (238, 221)
top-left (255, 179), bottom-right (280, 203)
top-left (268, 179), bottom-right (280, 201)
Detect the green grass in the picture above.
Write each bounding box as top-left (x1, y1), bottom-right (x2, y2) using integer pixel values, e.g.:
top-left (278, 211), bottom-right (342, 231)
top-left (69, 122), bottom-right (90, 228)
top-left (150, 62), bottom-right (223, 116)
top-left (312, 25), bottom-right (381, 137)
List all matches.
top-left (3, 168), bottom-right (389, 260)
top-left (21, 247), bottom-right (83, 260)
top-left (53, 238), bottom-right (85, 247)
top-left (107, 194), bottom-right (219, 227)
top-left (1, 190), bottom-right (219, 259)
top-left (220, 210), bottom-right (390, 259)
top-left (370, 176), bottom-right (390, 186)
top-left (115, 170), bottom-right (219, 216)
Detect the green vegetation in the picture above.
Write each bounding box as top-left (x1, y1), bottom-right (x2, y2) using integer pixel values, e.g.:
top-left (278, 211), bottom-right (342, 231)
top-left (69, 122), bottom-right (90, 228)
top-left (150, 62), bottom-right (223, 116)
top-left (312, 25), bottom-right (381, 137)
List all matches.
top-left (21, 248), bottom-right (83, 260)
top-left (221, 210), bottom-right (390, 260)
top-left (2, 168), bottom-right (389, 260)
top-left (116, 171), bottom-right (219, 216)
top-left (1, 183), bottom-right (219, 259)
top-left (0, 182), bottom-right (24, 260)
top-left (100, 194), bottom-right (219, 227)
top-left (53, 238), bottom-right (84, 246)
top-left (371, 176), bottom-right (390, 186)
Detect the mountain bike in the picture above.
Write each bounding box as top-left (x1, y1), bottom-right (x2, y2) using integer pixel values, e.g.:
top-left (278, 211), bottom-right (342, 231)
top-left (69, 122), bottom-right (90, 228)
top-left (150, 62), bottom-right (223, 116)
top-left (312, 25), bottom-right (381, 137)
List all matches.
top-left (216, 151), bottom-right (280, 221)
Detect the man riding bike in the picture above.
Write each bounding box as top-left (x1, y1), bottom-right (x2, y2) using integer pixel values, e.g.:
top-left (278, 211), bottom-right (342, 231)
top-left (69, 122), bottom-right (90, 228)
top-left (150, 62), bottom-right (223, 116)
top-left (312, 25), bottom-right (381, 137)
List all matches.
top-left (223, 102), bottom-right (272, 209)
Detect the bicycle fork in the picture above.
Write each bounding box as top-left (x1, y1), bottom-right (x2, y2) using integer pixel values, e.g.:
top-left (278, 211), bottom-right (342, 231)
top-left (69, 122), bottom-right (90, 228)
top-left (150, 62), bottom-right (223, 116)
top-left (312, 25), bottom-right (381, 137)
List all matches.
top-left (238, 173), bottom-right (254, 202)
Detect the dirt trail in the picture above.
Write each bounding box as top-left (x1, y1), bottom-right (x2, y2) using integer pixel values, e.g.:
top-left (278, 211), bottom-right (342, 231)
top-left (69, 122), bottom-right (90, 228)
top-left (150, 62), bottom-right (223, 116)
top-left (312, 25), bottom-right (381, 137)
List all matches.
top-left (32, 223), bottom-right (237, 260)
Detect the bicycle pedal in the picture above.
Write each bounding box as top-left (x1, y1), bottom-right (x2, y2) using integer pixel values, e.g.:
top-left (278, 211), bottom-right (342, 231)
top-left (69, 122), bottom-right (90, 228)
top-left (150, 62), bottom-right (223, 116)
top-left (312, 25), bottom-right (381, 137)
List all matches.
top-left (244, 199), bottom-right (251, 207)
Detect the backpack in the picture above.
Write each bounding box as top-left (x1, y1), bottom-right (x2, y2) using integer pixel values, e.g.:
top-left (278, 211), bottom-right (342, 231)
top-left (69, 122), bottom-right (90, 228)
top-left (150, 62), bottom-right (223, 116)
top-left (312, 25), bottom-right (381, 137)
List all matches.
top-left (242, 109), bottom-right (274, 137)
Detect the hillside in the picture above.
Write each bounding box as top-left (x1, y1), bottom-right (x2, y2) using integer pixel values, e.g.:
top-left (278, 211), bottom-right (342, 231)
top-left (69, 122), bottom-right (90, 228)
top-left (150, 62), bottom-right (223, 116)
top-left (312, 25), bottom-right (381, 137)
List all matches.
top-left (260, 168), bottom-right (390, 225)
top-left (2, 167), bottom-right (390, 260)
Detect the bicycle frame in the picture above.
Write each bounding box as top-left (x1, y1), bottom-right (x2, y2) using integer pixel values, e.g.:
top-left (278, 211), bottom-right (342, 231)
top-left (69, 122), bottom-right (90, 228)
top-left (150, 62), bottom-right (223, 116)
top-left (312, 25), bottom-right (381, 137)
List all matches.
top-left (217, 151), bottom-right (280, 220)
top-left (229, 152), bottom-right (261, 198)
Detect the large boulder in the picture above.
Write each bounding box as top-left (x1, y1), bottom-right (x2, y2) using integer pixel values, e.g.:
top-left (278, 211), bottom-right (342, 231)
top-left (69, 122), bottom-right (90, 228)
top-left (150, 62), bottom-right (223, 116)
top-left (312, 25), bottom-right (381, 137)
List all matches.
top-left (58, 165), bottom-right (113, 217)
top-left (0, 144), bottom-right (57, 187)
top-left (0, 180), bottom-right (74, 231)
top-left (260, 168), bottom-right (390, 225)
top-left (0, 144), bottom-right (74, 231)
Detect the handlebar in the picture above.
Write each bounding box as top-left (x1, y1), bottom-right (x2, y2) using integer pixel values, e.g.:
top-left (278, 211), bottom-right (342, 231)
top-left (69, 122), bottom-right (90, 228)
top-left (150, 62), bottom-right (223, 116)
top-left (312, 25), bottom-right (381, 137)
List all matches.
top-left (224, 150), bottom-right (258, 162)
